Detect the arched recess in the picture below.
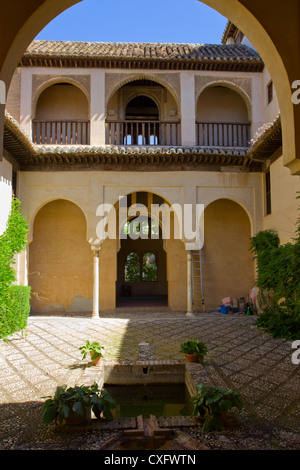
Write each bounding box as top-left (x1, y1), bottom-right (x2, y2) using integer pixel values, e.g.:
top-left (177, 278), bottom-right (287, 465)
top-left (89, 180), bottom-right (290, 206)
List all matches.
top-left (29, 199), bottom-right (93, 314)
top-left (196, 84), bottom-right (251, 147)
top-left (202, 198), bottom-right (254, 310)
top-left (33, 77), bottom-right (90, 119)
top-left (106, 75), bottom-right (180, 115)
top-left (33, 81), bottom-right (90, 145)
top-left (106, 77), bottom-right (180, 146)
top-left (196, 82), bottom-right (252, 122)
top-left (29, 196), bottom-right (89, 243)
top-left (0, 0), bottom-right (297, 172)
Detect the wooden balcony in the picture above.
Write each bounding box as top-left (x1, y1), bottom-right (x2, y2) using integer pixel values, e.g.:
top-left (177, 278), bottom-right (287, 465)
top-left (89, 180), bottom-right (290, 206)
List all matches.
top-left (196, 122), bottom-right (251, 147)
top-left (106, 120), bottom-right (181, 146)
top-left (32, 120), bottom-right (90, 145)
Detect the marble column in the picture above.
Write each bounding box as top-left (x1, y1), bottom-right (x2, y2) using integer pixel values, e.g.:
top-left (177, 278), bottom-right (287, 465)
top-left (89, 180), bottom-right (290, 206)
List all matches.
top-left (91, 246), bottom-right (100, 318)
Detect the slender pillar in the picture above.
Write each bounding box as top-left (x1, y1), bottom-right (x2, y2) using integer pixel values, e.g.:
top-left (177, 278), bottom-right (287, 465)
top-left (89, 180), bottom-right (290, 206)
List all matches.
top-left (92, 246), bottom-right (100, 318)
top-left (20, 68), bottom-right (33, 139)
top-left (90, 70), bottom-right (106, 145)
top-left (186, 250), bottom-right (194, 317)
top-left (180, 72), bottom-right (196, 146)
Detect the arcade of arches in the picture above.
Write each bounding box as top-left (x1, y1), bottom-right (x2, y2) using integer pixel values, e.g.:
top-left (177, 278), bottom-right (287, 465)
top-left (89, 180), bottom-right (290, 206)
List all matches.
top-left (28, 194), bottom-right (253, 314)
top-left (1, 0), bottom-right (300, 317)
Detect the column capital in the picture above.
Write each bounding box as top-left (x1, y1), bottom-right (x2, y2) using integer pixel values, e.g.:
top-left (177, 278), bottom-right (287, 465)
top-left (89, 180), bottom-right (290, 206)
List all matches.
top-left (91, 245), bottom-right (101, 255)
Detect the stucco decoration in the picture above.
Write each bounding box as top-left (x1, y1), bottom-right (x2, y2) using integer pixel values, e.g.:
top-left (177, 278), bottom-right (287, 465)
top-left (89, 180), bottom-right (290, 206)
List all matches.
top-left (105, 72), bottom-right (181, 109)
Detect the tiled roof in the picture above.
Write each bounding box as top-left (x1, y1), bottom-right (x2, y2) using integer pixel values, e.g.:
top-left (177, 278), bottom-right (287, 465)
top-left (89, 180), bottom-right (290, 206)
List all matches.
top-left (24, 40), bottom-right (261, 62)
top-left (4, 112), bottom-right (281, 172)
top-left (20, 40), bottom-right (263, 72)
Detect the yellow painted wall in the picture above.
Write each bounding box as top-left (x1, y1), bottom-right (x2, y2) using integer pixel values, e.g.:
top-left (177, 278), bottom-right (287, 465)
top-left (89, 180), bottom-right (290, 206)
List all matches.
top-left (203, 199), bottom-right (254, 310)
top-left (29, 199), bottom-right (93, 313)
top-left (264, 156), bottom-right (300, 244)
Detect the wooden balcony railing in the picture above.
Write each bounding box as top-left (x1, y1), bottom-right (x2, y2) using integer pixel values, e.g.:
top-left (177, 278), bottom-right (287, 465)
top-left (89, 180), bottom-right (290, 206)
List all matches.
top-left (106, 120), bottom-right (181, 146)
top-left (32, 120), bottom-right (90, 145)
top-left (196, 122), bottom-right (251, 147)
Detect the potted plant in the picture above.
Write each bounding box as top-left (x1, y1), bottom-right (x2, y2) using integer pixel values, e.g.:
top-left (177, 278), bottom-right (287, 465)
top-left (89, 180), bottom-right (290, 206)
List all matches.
top-left (42, 382), bottom-right (116, 426)
top-left (191, 382), bottom-right (243, 433)
top-left (180, 338), bottom-right (208, 363)
top-left (79, 340), bottom-right (105, 365)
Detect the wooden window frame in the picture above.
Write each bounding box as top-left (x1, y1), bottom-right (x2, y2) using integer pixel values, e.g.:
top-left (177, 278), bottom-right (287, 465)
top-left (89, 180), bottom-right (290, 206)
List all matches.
top-left (265, 170), bottom-right (272, 215)
top-left (267, 80), bottom-right (273, 105)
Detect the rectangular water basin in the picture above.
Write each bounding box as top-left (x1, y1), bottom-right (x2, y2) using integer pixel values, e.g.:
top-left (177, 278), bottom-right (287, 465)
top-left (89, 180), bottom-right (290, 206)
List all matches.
top-left (104, 382), bottom-right (193, 419)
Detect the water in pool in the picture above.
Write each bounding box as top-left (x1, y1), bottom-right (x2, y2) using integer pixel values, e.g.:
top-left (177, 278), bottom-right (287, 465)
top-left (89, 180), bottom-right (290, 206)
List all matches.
top-left (104, 383), bottom-right (193, 419)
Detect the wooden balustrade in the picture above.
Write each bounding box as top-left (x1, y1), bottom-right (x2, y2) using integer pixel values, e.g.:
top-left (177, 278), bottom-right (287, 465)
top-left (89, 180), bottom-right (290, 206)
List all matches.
top-left (196, 122), bottom-right (251, 147)
top-left (32, 119), bottom-right (251, 148)
top-left (32, 120), bottom-right (90, 145)
top-left (106, 120), bottom-right (181, 146)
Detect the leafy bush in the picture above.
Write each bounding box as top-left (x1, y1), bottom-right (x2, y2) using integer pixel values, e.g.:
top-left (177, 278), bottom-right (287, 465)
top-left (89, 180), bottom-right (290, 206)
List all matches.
top-left (0, 286), bottom-right (31, 339)
top-left (191, 383), bottom-right (243, 433)
top-left (250, 196), bottom-right (300, 340)
top-left (42, 383), bottom-right (116, 425)
top-left (180, 338), bottom-right (208, 358)
top-left (79, 340), bottom-right (105, 361)
top-left (0, 198), bottom-right (29, 339)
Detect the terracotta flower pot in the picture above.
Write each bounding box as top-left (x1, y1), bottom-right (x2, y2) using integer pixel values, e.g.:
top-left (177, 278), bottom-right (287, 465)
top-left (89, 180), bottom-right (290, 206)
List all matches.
top-left (90, 352), bottom-right (102, 365)
top-left (65, 409), bottom-right (91, 425)
top-left (185, 354), bottom-right (204, 363)
top-left (185, 354), bottom-right (199, 363)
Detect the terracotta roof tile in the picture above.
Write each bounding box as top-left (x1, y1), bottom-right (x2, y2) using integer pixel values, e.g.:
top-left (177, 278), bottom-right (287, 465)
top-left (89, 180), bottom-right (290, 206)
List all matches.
top-left (24, 40), bottom-right (261, 62)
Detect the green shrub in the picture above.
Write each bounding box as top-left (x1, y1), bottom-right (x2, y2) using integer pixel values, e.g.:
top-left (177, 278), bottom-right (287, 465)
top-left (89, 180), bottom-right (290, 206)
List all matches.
top-left (42, 383), bottom-right (116, 425)
top-left (191, 383), bottom-right (243, 433)
top-left (250, 195), bottom-right (300, 340)
top-left (0, 285), bottom-right (31, 339)
top-left (0, 198), bottom-right (29, 340)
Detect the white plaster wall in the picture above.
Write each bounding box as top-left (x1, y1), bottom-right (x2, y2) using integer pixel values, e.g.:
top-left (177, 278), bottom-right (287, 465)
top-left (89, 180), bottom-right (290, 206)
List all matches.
top-left (18, 66), bottom-right (267, 148)
top-left (180, 72), bottom-right (196, 146)
top-left (0, 157), bottom-right (12, 236)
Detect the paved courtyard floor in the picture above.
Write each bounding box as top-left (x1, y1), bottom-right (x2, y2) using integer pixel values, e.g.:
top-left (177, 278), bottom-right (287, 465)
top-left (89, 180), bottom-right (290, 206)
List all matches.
top-left (0, 311), bottom-right (299, 451)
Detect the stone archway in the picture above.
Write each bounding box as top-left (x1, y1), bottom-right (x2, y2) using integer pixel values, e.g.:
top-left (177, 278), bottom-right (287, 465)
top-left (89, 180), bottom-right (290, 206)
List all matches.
top-left (116, 214), bottom-right (168, 309)
top-left (0, 0), bottom-right (299, 173)
top-left (99, 190), bottom-right (187, 312)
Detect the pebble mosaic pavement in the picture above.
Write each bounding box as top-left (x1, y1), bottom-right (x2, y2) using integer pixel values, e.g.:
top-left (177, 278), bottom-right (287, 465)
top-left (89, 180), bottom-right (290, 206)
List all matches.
top-left (0, 311), bottom-right (299, 450)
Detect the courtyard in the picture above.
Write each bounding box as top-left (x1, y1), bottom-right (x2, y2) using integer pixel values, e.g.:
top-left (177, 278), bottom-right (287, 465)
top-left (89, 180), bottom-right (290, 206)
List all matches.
top-left (0, 311), bottom-right (299, 451)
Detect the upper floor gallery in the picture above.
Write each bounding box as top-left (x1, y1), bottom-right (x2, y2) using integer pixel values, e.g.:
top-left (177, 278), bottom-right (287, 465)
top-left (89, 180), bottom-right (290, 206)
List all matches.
top-left (5, 39), bottom-right (279, 151)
